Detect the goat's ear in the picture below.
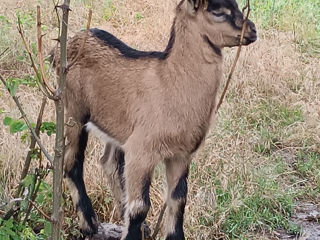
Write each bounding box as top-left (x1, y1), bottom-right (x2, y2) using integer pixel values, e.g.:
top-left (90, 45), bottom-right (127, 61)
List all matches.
top-left (186, 0), bottom-right (203, 15)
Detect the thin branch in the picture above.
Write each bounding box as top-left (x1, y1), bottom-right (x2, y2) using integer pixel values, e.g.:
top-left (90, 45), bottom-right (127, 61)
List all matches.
top-left (215, 0), bottom-right (251, 113)
top-left (67, 9), bottom-right (92, 70)
top-left (0, 75), bottom-right (54, 164)
top-left (52, 1), bottom-right (70, 238)
top-left (16, 97), bottom-right (47, 197)
top-left (29, 200), bottom-right (52, 222)
top-left (53, 0), bottom-right (61, 38)
top-left (37, 6), bottom-right (57, 95)
top-left (0, 47), bottom-right (9, 59)
top-left (151, 203), bottom-right (167, 240)
top-left (17, 18), bottom-right (56, 100)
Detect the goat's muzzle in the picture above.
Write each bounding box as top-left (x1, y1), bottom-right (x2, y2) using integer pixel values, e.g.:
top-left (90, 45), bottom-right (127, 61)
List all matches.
top-left (241, 19), bottom-right (257, 45)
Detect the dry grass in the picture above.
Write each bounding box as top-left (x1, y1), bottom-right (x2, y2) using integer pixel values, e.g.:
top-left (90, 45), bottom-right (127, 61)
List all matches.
top-left (0, 0), bottom-right (319, 239)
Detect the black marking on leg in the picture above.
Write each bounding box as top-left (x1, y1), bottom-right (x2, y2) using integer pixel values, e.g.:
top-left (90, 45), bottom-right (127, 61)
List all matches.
top-left (125, 212), bottom-right (148, 240)
top-left (142, 175), bottom-right (151, 207)
top-left (124, 176), bottom-right (151, 239)
top-left (115, 147), bottom-right (125, 190)
top-left (172, 171), bottom-right (188, 200)
top-left (165, 202), bottom-right (186, 240)
top-left (114, 147), bottom-right (126, 219)
top-left (100, 143), bottom-right (112, 164)
top-left (67, 128), bottom-right (98, 235)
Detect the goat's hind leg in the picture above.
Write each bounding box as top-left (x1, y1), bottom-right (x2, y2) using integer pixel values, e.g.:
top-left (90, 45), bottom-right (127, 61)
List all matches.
top-left (100, 143), bottom-right (125, 219)
top-left (164, 156), bottom-right (190, 240)
top-left (64, 123), bottom-right (98, 236)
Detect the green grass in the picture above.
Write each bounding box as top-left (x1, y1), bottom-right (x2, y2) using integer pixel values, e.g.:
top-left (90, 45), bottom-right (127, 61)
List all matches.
top-left (239, 0), bottom-right (320, 55)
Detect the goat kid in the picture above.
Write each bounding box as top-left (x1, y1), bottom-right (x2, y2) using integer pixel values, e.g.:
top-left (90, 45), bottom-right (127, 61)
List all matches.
top-left (53, 0), bottom-right (257, 239)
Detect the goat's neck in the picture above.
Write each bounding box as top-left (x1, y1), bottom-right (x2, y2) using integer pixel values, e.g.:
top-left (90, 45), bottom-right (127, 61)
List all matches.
top-left (163, 14), bottom-right (223, 87)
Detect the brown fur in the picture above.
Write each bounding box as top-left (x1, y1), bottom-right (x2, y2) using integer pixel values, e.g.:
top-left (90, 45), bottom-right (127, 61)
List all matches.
top-left (53, 0), bottom-right (257, 238)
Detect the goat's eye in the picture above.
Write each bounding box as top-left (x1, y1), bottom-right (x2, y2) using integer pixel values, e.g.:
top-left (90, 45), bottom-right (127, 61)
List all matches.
top-left (211, 10), bottom-right (227, 22)
top-left (212, 11), bottom-right (225, 17)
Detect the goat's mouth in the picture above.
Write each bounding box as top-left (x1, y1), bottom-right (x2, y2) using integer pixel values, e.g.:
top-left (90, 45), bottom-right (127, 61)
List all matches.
top-left (239, 35), bottom-right (258, 45)
top-left (238, 35), bottom-right (257, 45)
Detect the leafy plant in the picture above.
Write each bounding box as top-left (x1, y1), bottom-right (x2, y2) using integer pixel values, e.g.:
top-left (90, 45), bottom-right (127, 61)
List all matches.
top-left (40, 122), bottom-right (56, 136)
top-left (3, 116), bottom-right (28, 134)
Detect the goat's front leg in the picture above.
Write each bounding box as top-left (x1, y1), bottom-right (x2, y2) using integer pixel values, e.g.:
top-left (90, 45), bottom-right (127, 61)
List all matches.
top-left (121, 143), bottom-right (158, 240)
top-left (164, 156), bottom-right (190, 240)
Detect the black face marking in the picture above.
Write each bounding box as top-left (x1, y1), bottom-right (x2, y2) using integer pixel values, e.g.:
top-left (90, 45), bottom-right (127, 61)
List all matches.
top-left (142, 175), bottom-right (151, 207)
top-left (67, 128), bottom-right (98, 235)
top-left (90, 27), bottom-right (175, 60)
top-left (125, 212), bottom-right (148, 240)
top-left (208, 0), bottom-right (239, 10)
top-left (203, 35), bottom-right (222, 56)
top-left (207, 0), bottom-right (244, 30)
top-left (165, 202), bottom-right (186, 240)
top-left (172, 171), bottom-right (188, 200)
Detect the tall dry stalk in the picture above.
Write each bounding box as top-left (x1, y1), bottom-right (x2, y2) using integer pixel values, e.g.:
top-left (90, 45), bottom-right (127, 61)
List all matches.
top-left (51, 0), bottom-right (70, 239)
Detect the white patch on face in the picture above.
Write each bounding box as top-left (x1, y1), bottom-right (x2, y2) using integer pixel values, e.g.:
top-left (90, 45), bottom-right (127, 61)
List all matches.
top-left (221, 7), bottom-right (231, 15)
top-left (85, 122), bottom-right (121, 146)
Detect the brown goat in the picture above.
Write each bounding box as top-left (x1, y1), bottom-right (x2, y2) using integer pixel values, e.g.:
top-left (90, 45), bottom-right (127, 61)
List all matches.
top-left (53, 0), bottom-right (257, 239)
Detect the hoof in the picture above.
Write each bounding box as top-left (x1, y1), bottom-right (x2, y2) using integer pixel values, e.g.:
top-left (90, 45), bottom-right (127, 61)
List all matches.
top-left (79, 218), bottom-right (99, 237)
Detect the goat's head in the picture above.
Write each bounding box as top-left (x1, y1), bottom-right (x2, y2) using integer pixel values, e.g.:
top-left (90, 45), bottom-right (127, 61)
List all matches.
top-left (180, 0), bottom-right (257, 48)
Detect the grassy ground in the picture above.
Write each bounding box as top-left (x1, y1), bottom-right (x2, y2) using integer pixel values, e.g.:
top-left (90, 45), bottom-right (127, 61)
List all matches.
top-left (0, 0), bottom-right (320, 239)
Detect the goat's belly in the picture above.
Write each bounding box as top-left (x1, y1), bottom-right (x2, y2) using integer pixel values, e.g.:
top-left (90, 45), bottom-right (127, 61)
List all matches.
top-left (85, 122), bottom-right (121, 147)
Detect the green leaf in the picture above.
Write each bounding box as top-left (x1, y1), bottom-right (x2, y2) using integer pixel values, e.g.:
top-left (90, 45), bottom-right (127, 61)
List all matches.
top-left (3, 116), bottom-right (12, 126)
top-left (22, 174), bottom-right (34, 187)
top-left (9, 120), bottom-right (27, 134)
top-left (40, 122), bottom-right (56, 136)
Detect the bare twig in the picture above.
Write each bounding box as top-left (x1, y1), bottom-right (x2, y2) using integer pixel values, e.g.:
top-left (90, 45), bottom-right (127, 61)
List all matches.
top-left (2, 97), bottom-right (48, 221)
top-left (152, 203), bottom-right (167, 240)
top-left (37, 6), bottom-right (56, 95)
top-left (29, 200), bottom-right (52, 222)
top-left (17, 19), bottom-right (56, 100)
top-left (215, 0), bottom-right (251, 113)
top-left (53, 0), bottom-right (61, 38)
top-left (52, 1), bottom-right (70, 238)
top-left (67, 9), bottom-right (92, 70)
top-left (0, 75), bottom-right (54, 164)
top-left (0, 47), bottom-right (9, 59)
top-left (16, 97), bottom-right (47, 197)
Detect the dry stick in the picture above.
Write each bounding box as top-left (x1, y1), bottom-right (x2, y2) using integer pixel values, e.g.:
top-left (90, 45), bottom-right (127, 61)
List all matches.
top-left (53, 0), bottom-right (61, 38)
top-left (151, 203), bottom-right (167, 240)
top-left (0, 47), bottom-right (9, 59)
top-left (37, 6), bottom-right (56, 95)
top-left (0, 75), bottom-right (54, 164)
top-left (51, 1), bottom-right (70, 239)
top-left (29, 200), bottom-right (52, 222)
top-left (16, 97), bottom-right (47, 197)
top-left (2, 97), bottom-right (48, 221)
top-left (17, 20), bottom-right (56, 101)
top-left (215, 0), bottom-right (251, 113)
top-left (67, 9), bottom-right (92, 70)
